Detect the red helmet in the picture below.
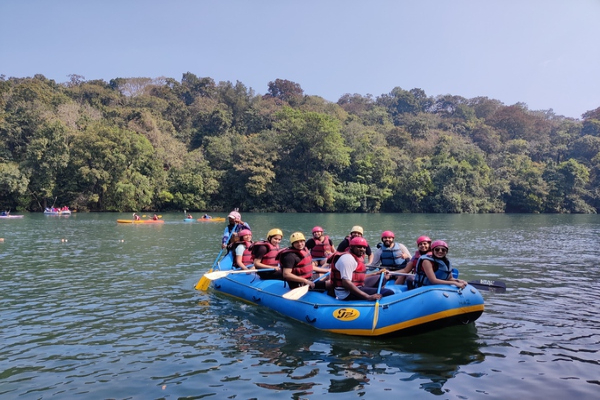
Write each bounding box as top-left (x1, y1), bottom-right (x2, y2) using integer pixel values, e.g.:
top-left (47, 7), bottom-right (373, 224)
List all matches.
top-left (381, 230), bottom-right (395, 239)
top-left (349, 237), bottom-right (368, 247)
top-left (417, 235), bottom-right (431, 245)
top-left (238, 229), bottom-right (252, 238)
top-left (431, 240), bottom-right (448, 250)
top-left (312, 226), bottom-right (324, 233)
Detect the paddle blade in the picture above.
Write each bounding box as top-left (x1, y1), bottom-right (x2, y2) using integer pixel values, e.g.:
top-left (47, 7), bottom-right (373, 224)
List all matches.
top-left (468, 279), bottom-right (507, 293)
top-left (203, 270), bottom-right (231, 280)
top-left (372, 301), bottom-right (380, 332)
top-left (195, 276), bottom-right (210, 291)
top-left (283, 285), bottom-right (310, 300)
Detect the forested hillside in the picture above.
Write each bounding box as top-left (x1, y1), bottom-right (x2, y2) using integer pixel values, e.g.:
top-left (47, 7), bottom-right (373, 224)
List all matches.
top-left (1, 73), bottom-right (599, 213)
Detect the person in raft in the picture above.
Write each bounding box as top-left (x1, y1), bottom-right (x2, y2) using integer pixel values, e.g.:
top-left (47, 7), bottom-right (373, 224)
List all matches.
top-left (251, 228), bottom-right (284, 280)
top-left (152, 214), bottom-right (159, 220)
top-left (364, 230), bottom-right (411, 287)
top-left (412, 240), bottom-right (467, 289)
top-left (328, 236), bottom-right (394, 301)
top-left (232, 229), bottom-right (254, 270)
top-left (336, 225), bottom-right (374, 264)
top-left (186, 213), bottom-right (193, 219)
top-left (222, 210), bottom-right (251, 249)
top-left (280, 232), bottom-right (329, 290)
top-left (133, 213), bottom-right (141, 221)
top-left (395, 235), bottom-right (432, 286)
top-left (305, 226), bottom-right (335, 267)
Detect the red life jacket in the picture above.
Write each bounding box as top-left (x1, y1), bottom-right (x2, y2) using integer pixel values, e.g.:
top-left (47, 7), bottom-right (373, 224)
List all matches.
top-left (330, 251), bottom-right (366, 289)
top-left (233, 241), bottom-right (254, 267)
top-left (251, 240), bottom-right (280, 266)
top-left (278, 247), bottom-right (313, 279)
top-left (310, 235), bottom-right (333, 259)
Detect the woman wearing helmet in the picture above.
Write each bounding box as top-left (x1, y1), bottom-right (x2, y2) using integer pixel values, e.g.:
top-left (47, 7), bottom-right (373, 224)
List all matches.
top-left (395, 235), bottom-right (432, 286)
top-left (336, 225), bottom-right (374, 264)
top-left (232, 229), bottom-right (254, 270)
top-left (305, 226), bottom-right (334, 266)
top-left (252, 228), bottom-right (284, 280)
top-left (413, 240), bottom-right (467, 289)
top-left (280, 232), bottom-right (329, 290)
top-left (328, 236), bottom-right (394, 301)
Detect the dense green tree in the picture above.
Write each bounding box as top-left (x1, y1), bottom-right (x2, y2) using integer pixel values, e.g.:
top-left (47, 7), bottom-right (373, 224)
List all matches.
top-left (65, 123), bottom-right (162, 211)
top-left (274, 108), bottom-right (350, 211)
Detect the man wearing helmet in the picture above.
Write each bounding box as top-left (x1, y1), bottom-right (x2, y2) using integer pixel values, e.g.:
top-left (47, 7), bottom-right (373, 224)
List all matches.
top-left (329, 236), bottom-right (394, 301)
top-left (336, 225), bottom-right (374, 264)
top-left (413, 240), bottom-right (467, 289)
top-left (252, 228), bottom-right (284, 280)
top-left (305, 226), bottom-right (334, 266)
top-left (280, 232), bottom-right (329, 290)
top-left (368, 231), bottom-right (411, 270)
top-left (222, 210), bottom-right (251, 249)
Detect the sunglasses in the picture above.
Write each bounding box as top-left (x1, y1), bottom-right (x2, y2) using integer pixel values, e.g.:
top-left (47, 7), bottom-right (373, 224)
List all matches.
top-left (433, 247), bottom-right (448, 253)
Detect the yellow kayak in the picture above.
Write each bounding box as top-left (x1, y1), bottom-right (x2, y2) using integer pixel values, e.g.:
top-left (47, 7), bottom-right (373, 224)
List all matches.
top-left (117, 219), bottom-right (165, 224)
top-left (197, 217), bottom-right (225, 222)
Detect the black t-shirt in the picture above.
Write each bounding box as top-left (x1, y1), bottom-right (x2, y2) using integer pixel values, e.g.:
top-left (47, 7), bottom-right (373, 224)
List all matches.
top-left (279, 251), bottom-right (302, 269)
top-left (252, 243), bottom-right (269, 259)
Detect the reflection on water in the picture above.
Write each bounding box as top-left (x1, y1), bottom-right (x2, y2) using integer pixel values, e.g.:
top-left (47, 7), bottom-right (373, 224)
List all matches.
top-left (1, 213), bottom-right (599, 399)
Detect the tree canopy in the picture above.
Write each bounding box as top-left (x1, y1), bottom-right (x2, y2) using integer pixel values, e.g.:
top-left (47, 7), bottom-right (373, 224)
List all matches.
top-left (1, 73), bottom-right (598, 213)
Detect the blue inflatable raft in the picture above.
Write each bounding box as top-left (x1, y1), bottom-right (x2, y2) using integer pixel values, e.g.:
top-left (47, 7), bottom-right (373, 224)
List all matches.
top-left (203, 254), bottom-right (485, 337)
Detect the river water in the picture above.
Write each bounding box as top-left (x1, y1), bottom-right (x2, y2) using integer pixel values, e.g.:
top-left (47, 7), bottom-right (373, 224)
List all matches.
top-left (1, 212), bottom-right (598, 399)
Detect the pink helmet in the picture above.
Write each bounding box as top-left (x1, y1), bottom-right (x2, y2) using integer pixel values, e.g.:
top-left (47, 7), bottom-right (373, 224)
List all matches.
top-left (238, 229), bottom-right (252, 238)
top-left (417, 235), bottom-right (432, 245)
top-left (431, 240), bottom-right (448, 250)
top-left (312, 226), bottom-right (324, 233)
top-left (228, 211), bottom-right (241, 220)
top-left (349, 237), bottom-right (368, 247)
top-left (381, 230), bottom-right (395, 239)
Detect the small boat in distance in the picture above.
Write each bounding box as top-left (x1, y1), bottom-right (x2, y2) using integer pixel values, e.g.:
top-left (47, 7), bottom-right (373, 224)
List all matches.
top-left (0, 214), bottom-right (24, 219)
top-left (44, 207), bottom-right (71, 216)
top-left (117, 219), bottom-right (164, 224)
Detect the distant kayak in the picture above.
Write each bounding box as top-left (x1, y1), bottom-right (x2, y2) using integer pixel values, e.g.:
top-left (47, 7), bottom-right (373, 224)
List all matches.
top-left (183, 218), bottom-right (195, 222)
top-left (0, 215), bottom-right (24, 219)
top-left (197, 217), bottom-right (225, 222)
top-left (117, 219), bottom-right (165, 224)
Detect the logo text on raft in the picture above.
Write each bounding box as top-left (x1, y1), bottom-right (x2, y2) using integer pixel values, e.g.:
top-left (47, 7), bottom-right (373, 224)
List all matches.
top-left (333, 308), bottom-right (360, 321)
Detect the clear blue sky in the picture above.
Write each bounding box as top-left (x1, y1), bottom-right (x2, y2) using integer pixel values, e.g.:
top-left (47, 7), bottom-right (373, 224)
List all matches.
top-left (2, 0), bottom-right (599, 119)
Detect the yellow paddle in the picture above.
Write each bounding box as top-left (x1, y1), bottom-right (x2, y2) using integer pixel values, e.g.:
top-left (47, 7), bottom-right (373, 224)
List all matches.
top-left (195, 224), bottom-right (239, 291)
top-left (371, 271), bottom-right (385, 332)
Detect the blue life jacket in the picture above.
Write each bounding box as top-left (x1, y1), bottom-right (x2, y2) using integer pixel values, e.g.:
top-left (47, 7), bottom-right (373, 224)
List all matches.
top-left (414, 254), bottom-right (452, 287)
top-left (379, 243), bottom-right (408, 270)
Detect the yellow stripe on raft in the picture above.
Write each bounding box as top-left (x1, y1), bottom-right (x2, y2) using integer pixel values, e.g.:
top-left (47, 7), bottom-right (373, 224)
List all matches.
top-left (325, 304), bottom-right (485, 337)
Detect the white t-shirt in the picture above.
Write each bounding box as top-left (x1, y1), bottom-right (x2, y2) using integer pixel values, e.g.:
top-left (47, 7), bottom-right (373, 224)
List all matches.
top-left (235, 244), bottom-right (246, 256)
top-left (333, 253), bottom-right (358, 300)
top-left (368, 242), bottom-right (410, 268)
